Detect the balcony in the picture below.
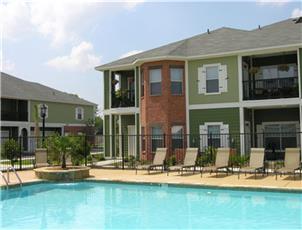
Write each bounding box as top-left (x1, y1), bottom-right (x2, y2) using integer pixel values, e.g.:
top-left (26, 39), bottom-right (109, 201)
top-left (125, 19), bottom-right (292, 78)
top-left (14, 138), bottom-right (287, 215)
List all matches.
top-left (111, 89), bottom-right (135, 108)
top-left (243, 77), bottom-right (299, 100)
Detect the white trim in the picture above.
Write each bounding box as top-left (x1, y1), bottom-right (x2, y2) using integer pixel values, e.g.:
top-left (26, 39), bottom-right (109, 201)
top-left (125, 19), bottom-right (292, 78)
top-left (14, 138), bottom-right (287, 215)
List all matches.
top-left (75, 107), bottom-right (84, 120)
top-left (118, 115), bottom-right (122, 157)
top-left (134, 67), bottom-right (137, 108)
top-left (95, 44), bottom-right (302, 71)
top-left (109, 114), bottom-right (112, 158)
top-left (109, 70), bottom-right (112, 109)
top-left (261, 121), bottom-right (299, 126)
top-left (204, 122), bottom-right (224, 126)
top-left (239, 107), bottom-right (245, 155)
top-left (103, 107), bottom-right (139, 115)
top-left (185, 60), bottom-right (190, 139)
top-left (189, 98), bottom-right (300, 110)
top-left (298, 48), bottom-right (301, 99)
top-left (189, 102), bottom-right (240, 110)
top-left (238, 55), bottom-right (243, 102)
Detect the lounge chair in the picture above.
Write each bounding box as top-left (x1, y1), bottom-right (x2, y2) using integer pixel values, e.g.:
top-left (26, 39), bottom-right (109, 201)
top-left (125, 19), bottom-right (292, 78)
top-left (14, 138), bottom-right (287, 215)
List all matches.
top-left (136, 148), bottom-right (167, 174)
top-left (201, 148), bottom-right (230, 177)
top-left (35, 149), bottom-right (49, 168)
top-left (238, 148), bottom-right (265, 179)
top-left (275, 148), bottom-right (301, 180)
top-left (167, 148), bottom-right (198, 176)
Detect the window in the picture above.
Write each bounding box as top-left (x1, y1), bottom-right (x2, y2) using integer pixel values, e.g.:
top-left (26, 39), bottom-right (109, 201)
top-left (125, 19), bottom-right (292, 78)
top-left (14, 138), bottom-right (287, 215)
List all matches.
top-left (141, 70), bottom-right (144, 97)
top-left (199, 123), bottom-right (229, 151)
top-left (206, 66), bottom-right (219, 93)
top-left (149, 68), bottom-right (162, 95)
top-left (172, 126), bottom-right (184, 150)
top-left (170, 67), bottom-right (183, 95)
top-left (198, 64), bottom-right (227, 94)
top-left (207, 125), bottom-right (221, 148)
top-left (151, 126), bottom-right (163, 152)
top-left (38, 104), bottom-right (48, 119)
top-left (257, 64), bottom-right (298, 79)
top-left (75, 107), bottom-right (84, 120)
top-left (264, 123), bottom-right (298, 151)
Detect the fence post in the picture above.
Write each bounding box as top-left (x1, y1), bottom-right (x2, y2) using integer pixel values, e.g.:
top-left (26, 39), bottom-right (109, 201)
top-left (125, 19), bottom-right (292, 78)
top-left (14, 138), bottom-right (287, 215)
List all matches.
top-left (84, 135), bottom-right (87, 166)
top-left (121, 133), bottom-right (125, 170)
top-left (19, 135), bottom-right (22, 170)
top-left (209, 133), bottom-right (213, 162)
top-left (163, 133), bottom-right (166, 148)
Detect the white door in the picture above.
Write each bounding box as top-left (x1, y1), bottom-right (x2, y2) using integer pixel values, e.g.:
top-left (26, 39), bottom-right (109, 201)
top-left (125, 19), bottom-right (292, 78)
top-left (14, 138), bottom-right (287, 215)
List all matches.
top-left (128, 125), bottom-right (136, 157)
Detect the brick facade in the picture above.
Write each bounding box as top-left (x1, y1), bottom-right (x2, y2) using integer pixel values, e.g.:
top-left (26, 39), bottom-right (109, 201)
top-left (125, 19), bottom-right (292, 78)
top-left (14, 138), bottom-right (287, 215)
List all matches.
top-left (140, 60), bottom-right (186, 160)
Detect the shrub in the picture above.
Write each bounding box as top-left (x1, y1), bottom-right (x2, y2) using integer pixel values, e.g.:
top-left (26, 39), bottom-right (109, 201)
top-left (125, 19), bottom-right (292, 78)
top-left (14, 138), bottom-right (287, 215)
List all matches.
top-left (2, 139), bottom-right (19, 166)
top-left (196, 147), bottom-right (217, 166)
top-left (229, 154), bottom-right (249, 167)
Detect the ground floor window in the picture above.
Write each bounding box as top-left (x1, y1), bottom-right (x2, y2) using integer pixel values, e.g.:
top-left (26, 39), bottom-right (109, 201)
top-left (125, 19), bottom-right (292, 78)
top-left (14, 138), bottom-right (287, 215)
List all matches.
top-left (151, 126), bottom-right (164, 152)
top-left (263, 123), bottom-right (298, 151)
top-left (199, 122), bottom-right (229, 151)
top-left (171, 126), bottom-right (184, 150)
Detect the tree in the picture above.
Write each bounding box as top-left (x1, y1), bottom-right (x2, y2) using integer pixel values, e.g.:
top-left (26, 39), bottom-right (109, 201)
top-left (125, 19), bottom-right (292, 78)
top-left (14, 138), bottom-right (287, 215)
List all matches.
top-left (2, 139), bottom-right (19, 166)
top-left (94, 116), bottom-right (103, 135)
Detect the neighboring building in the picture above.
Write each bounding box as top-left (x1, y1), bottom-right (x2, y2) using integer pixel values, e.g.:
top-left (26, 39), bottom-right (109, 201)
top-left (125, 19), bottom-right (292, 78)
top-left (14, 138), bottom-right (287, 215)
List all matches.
top-left (96, 17), bottom-right (302, 160)
top-left (1, 72), bottom-right (96, 151)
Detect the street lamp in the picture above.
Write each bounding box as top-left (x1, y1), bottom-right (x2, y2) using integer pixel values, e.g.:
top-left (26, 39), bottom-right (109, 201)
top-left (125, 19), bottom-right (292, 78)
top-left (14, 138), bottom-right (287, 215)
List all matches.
top-left (40, 104), bottom-right (47, 143)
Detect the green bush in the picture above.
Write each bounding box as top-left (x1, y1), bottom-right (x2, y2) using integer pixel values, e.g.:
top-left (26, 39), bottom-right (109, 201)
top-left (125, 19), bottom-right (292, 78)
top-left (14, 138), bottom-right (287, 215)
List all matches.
top-left (196, 147), bottom-right (217, 166)
top-left (167, 155), bottom-right (177, 167)
top-left (2, 139), bottom-right (19, 166)
top-left (229, 154), bottom-right (249, 167)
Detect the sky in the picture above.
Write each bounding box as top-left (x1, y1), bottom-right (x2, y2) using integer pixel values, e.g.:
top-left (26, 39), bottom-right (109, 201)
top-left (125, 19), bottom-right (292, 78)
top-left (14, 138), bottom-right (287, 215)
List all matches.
top-left (1, 0), bottom-right (302, 115)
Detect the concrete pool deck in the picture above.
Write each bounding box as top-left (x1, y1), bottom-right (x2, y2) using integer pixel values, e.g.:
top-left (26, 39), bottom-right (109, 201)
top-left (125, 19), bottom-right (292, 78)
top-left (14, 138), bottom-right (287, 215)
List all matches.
top-left (1, 168), bottom-right (301, 191)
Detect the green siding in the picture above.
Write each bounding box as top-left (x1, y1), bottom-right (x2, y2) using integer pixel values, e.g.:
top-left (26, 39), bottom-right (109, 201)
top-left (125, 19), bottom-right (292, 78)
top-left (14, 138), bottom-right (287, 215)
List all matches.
top-left (104, 115), bottom-right (110, 157)
top-left (104, 70), bottom-right (110, 110)
top-left (188, 56), bottom-right (239, 104)
top-left (121, 115), bottom-right (135, 134)
top-left (30, 100), bottom-right (94, 124)
top-left (189, 108), bottom-right (240, 135)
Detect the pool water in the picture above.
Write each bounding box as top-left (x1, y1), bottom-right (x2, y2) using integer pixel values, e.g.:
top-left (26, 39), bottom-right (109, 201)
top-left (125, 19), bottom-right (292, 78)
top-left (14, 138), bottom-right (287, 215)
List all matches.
top-left (1, 182), bottom-right (301, 229)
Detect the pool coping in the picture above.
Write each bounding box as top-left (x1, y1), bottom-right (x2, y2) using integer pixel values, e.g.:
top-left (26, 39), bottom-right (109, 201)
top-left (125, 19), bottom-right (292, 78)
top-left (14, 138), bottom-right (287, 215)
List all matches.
top-left (1, 177), bottom-right (302, 193)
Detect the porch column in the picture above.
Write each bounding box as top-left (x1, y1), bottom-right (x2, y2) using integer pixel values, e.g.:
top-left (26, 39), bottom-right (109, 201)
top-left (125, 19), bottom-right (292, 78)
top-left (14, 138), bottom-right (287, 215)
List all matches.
top-left (119, 115), bottom-right (122, 157)
top-left (300, 105), bottom-right (302, 158)
top-left (239, 107), bottom-right (245, 156)
top-left (109, 114), bottom-right (112, 158)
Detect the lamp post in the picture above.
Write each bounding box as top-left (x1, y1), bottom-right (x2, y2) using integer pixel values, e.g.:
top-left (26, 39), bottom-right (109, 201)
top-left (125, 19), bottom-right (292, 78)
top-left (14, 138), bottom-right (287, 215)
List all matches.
top-left (40, 104), bottom-right (47, 143)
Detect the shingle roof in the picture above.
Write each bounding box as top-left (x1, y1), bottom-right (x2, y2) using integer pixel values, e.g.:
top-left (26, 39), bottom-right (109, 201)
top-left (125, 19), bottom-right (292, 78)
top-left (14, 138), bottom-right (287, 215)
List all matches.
top-left (1, 72), bottom-right (96, 106)
top-left (96, 18), bottom-right (302, 70)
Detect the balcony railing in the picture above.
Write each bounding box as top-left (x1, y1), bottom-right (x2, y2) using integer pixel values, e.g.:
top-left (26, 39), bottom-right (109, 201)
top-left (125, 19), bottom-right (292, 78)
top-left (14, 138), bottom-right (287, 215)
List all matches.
top-left (1, 112), bottom-right (28, 121)
top-left (243, 77), bottom-right (299, 100)
top-left (111, 89), bottom-right (135, 108)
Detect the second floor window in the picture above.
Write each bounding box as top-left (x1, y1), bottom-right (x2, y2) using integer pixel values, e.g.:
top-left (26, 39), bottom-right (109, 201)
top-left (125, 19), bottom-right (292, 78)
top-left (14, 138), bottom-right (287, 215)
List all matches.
top-left (170, 67), bottom-right (183, 95)
top-left (149, 68), bottom-right (162, 95)
top-left (75, 107), bottom-right (84, 120)
top-left (206, 66), bottom-right (219, 93)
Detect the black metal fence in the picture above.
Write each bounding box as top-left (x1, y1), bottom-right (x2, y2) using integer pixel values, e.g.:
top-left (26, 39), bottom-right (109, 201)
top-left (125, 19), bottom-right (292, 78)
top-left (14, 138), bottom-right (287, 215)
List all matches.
top-left (0, 132), bottom-right (300, 171)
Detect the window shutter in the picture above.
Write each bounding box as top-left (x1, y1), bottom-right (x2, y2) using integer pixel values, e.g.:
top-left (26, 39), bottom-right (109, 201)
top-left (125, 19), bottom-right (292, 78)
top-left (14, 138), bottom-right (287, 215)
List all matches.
top-left (256, 125), bottom-right (263, 148)
top-left (220, 124), bottom-right (229, 147)
top-left (219, 64), bottom-right (228, 93)
top-left (198, 67), bottom-right (206, 94)
top-left (199, 125), bottom-right (208, 152)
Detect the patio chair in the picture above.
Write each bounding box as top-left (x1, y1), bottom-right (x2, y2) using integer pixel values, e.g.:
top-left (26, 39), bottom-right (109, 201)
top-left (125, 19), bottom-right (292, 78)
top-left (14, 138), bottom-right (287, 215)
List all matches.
top-left (35, 150), bottom-right (49, 168)
top-left (275, 148), bottom-right (301, 180)
top-left (135, 148), bottom-right (167, 174)
top-left (167, 148), bottom-right (199, 176)
top-left (201, 148), bottom-right (230, 177)
top-left (238, 148), bottom-right (265, 179)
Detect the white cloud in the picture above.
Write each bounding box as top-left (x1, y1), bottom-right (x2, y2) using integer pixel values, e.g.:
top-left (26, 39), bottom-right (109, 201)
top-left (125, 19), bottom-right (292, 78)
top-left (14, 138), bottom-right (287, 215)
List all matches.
top-left (0, 0), bottom-right (32, 40)
top-left (47, 41), bottom-right (101, 71)
top-left (1, 0), bottom-right (144, 45)
top-left (120, 50), bottom-right (143, 58)
top-left (291, 8), bottom-right (302, 18)
top-left (256, 0), bottom-right (291, 6)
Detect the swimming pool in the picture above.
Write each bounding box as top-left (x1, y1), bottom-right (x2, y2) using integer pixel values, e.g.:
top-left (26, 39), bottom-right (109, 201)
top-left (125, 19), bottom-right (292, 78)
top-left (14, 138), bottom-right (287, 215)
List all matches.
top-left (1, 181), bottom-right (301, 229)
